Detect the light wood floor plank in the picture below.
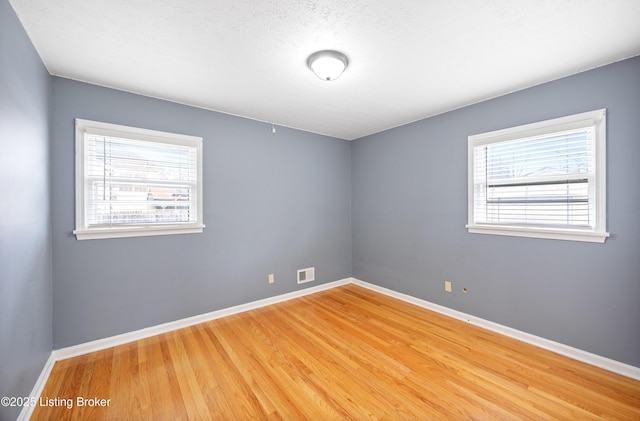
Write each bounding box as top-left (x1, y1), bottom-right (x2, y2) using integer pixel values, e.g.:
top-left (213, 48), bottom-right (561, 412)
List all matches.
top-left (31, 284), bottom-right (640, 420)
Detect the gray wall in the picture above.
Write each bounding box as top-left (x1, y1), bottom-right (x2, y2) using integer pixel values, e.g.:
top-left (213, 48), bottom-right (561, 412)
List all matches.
top-left (0, 1), bottom-right (53, 420)
top-left (352, 56), bottom-right (640, 367)
top-left (50, 78), bottom-right (352, 348)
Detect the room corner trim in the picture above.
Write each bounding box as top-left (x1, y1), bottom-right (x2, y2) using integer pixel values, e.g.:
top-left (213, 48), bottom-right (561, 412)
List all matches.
top-left (351, 278), bottom-right (640, 381)
top-left (17, 351), bottom-right (56, 421)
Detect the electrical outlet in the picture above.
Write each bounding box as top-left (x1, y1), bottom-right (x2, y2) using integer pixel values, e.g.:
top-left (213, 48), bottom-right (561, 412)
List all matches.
top-left (268, 274), bottom-right (274, 284)
top-left (445, 281), bottom-right (452, 293)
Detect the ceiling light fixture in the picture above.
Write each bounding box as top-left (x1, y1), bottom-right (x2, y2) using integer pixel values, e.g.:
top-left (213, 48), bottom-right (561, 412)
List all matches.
top-left (307, 50), bottom-right (349, 81)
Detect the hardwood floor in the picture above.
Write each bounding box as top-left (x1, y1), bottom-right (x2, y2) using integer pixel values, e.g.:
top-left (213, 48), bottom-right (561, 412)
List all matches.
top-left (31, 284), bottom-right (640, 420)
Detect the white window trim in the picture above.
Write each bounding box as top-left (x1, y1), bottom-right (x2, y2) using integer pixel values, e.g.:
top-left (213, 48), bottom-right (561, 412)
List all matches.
top-left (467, 109), bottom-right (608, 243)
top-left (74, 119), bottom-right (205, 240)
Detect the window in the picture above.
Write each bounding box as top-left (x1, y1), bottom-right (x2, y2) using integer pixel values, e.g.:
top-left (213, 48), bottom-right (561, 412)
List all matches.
top-left (467, 109), bottom-right (608, 243)
top-left (74, 119), bottom-right (204, 240)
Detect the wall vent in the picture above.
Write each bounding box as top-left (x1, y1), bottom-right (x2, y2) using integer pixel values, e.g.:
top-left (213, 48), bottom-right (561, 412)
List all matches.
top-left (297, 267), bottom-right (315, 284)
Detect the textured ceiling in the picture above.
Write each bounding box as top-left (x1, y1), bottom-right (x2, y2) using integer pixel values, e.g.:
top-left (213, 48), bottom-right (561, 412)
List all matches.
top-left (8, 0), bottom-right (640, 140)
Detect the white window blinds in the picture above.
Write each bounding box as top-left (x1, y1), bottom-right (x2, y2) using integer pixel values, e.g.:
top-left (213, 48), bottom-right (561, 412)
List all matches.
top-left (467, 109), bottom-right (608, 243)
top-left (85, 134), bottom-right (198, 226)
top-left (75, 119), bottom-right (204, 240)
top-left (472, 127), bottom-right (594, 228)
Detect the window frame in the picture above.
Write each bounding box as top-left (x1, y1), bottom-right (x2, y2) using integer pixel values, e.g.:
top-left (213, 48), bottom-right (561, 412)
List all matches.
top-left (74, 119), bottom-right (204, 240)
top-left (467, 109), bottom-right (608, 243)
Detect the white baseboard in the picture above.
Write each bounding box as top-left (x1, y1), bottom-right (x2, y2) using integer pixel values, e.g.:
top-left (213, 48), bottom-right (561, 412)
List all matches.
top-left (53, 278), bottom-right (351, 361)
top-left (27, 275), bottom-right (638, 413)
top-left (351, 278), bottom-right (640, 381)
top-left (17, 351), bottom-right (56, 421)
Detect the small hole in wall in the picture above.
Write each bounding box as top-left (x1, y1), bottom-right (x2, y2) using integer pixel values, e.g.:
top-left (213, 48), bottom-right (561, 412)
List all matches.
top-left (463, 288), bottom-right (468, 293)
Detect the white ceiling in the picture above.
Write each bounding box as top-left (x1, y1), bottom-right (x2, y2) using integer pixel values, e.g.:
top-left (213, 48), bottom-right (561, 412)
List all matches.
top-left (9, 0), bottom-right (640, 140)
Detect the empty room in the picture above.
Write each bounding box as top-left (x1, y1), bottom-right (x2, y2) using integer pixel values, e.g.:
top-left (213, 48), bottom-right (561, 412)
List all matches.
top-left (2, 0), bottom-right (640, 419)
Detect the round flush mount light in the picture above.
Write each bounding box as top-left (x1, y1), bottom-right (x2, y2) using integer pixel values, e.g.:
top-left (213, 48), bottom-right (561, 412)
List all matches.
top-left (307, 50), bottom-right (349, 81)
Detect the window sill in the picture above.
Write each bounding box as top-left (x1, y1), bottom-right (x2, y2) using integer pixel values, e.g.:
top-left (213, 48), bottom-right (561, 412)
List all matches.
top-left (74, 224), bottom-right (205, 240)
top-left (466, 224), bottom-right (609, 243)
